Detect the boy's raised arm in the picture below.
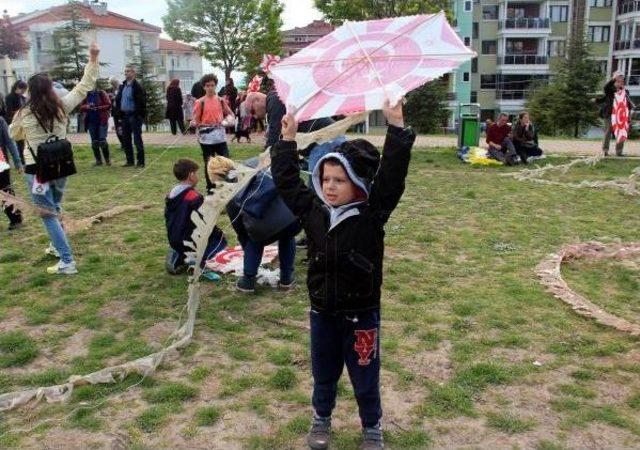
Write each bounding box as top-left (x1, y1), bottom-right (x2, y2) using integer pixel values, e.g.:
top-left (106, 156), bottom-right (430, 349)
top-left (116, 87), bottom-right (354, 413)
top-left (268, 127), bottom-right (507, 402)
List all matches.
top-left (270, 114), bottom-right (315, 218)
top-left (368, 100), bottom-right (416, 222)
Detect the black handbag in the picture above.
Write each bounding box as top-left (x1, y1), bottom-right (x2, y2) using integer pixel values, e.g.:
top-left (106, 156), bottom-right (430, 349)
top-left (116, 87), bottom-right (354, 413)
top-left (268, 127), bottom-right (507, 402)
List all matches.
top-left (29, 115), bottom-right (76, 182)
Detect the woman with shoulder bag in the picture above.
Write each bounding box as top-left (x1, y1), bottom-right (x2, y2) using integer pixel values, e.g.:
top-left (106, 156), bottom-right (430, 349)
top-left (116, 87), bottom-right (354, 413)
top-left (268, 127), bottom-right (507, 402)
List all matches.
top-left (190, 74), bottom-right (235, 191)
top-left (9, 43), bottom-right (101, 275)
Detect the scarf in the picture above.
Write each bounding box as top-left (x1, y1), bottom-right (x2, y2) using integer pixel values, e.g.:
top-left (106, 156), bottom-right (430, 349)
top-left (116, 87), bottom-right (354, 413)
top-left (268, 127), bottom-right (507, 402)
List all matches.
top-left (611, 90), bottom-right (629, 144)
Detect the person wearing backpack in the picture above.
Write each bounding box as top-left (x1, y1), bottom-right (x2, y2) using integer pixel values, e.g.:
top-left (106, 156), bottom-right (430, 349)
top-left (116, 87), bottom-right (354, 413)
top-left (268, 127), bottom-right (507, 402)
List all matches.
top-left (190, 74), bottom-right (235, 191)
top-left (9, 43), bottom-right (101, 275)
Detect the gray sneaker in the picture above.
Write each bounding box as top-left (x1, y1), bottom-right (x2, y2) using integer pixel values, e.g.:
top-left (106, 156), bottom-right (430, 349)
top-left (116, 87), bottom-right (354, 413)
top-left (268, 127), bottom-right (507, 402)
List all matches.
top-left (360, 425), bottom-right (384, 450)
top-left (307, 416), bottom-right (331, 450)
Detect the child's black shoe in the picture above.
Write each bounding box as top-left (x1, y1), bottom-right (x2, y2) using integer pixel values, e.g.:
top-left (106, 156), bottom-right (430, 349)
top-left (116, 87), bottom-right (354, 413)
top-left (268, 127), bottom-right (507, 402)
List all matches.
top-left (307, 416), bottom-right (331, 449)
top-left (360, 424), bottom-right (384, 449)
top-left (236, 275), bottom-right (256, 293)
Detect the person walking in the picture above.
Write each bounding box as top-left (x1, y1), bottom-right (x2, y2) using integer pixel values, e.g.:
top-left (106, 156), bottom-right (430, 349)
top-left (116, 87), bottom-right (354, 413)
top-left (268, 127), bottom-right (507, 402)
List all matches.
top-left (5, 80), bottom-right (28, 164)
top-left (600, 72), bottom-right (635, 156)
top-left (166, 79), bottom-right (185, 135)
top-left (0, 116), bottom-right (23, 230)
top-left (190, 74), bottom-right (234, 191)
top-left (115, 65), bottom-right (146, 167)
top-left (218, 78), bottom-right (238, 111)
top-left (80, 84), bottom-right (111, 166)
top-left (9, 43), bottom-right (101, 274)
top-left (108, 77), bottom-right (124, 149)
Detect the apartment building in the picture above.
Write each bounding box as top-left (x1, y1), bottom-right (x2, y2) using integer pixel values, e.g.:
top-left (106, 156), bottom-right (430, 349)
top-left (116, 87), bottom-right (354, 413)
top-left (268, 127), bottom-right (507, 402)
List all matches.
top-left (448, 0), bottom-right (614, 125)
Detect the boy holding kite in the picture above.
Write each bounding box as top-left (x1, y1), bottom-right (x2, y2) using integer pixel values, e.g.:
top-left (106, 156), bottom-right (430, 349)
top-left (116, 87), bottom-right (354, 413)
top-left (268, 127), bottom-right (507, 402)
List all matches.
top-left (270, 101), bottom-right (415, 450)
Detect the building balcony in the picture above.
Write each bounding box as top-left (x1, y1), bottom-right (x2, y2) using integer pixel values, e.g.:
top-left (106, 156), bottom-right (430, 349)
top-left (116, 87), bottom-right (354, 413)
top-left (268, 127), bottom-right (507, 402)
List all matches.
top-left (495, 89), bottom-right (532, 100)
top-left (618, 0), bottom-right (640, 15)
top-left (628, 75), bottom-right (640, 85)
top-left (497, 55), bottom-right (548, 65)
top-left (614, 40), bottom-right (640, 51)
top-left (498, 18), bottom-right (550, 29)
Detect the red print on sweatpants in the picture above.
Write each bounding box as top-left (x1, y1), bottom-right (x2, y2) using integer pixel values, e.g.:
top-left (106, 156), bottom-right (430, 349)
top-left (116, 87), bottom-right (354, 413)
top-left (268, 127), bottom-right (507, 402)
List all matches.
top-left (354, 329), bottom-right (377, 366)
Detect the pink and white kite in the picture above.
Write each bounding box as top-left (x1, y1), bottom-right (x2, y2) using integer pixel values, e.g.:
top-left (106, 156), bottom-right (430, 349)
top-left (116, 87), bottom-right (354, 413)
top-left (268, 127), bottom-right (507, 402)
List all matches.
top-left (269, 11), bottom-right (475, 121)
top-left (261, 54), bottom-right (281, 73)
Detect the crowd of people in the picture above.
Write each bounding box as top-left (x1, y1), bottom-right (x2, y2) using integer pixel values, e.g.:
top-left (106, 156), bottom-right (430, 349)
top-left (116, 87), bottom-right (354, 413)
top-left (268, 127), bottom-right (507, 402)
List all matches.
top-left (0, 39), bottom-right (637, 450)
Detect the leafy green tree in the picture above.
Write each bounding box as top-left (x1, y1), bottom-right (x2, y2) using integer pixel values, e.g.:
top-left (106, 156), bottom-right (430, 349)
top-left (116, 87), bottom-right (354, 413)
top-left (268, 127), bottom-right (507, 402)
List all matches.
top-left (163, 0), bottom-right (283, 80)
top-left (48, 1), bottom-right (91, 89)
top-left (527, 33), bottom-right (603, 137)
top-left (0, 12), bottom-right (30, 58)
top-left (404, 77), bottom-right (448, 133)
top-left (128, 39), bottom-right (165, 127)
top-left (315, 0), bottom-right (449, 24)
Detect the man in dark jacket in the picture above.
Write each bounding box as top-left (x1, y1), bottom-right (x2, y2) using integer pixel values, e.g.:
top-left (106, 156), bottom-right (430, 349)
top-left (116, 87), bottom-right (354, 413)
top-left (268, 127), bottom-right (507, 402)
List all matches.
top-left (191, 80), bottom-right (205, 100)
top-left (600, 72), bottom-right (635, 156)
top-left (0, 116), bottom-right (23, 230)
top-left (218, 77), bottom-right (238, 110)
top-left (5, 80), bottom-right (27, 164)
top-left (271, 101), bottom-right (415, 450)
top-left (115, 65), bottom-right (147, 167)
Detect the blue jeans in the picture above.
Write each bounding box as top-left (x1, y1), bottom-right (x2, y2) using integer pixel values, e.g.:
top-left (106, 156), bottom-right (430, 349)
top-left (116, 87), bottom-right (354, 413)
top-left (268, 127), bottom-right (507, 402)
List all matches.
top-left (121, 113), bottom-right (144, 165)
top-left (88, 123), bottom-right (108, 143)
top-left (26, 174), bottom-right (74, 264)
top-left (311, 309), bottom-right (382, 427)
top-left (243, 234), bottom-right (296, 283)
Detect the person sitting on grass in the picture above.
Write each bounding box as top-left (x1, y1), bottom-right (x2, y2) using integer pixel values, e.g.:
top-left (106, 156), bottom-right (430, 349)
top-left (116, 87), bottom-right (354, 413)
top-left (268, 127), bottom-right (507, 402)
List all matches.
top-left (511, 112), bottom-right (544, 164)
top-left (270, 100), bottom-right (415, 450)
top-left (165, 158), bottom-right (226, 275)
top-left (486, 113), bottom-right (520, 165)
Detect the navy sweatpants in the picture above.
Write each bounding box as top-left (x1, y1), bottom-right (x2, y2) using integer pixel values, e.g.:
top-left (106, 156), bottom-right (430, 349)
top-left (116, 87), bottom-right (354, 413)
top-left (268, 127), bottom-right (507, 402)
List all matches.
top-left (310, 309), bottom-right (382, 428)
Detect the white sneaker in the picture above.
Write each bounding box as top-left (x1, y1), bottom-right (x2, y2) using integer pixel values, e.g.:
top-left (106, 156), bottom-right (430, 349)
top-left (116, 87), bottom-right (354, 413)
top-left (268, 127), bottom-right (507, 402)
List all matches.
top-left (45, 244), bottom-right (60, 258)
top-left (47, 261), bottom-right (78, 275)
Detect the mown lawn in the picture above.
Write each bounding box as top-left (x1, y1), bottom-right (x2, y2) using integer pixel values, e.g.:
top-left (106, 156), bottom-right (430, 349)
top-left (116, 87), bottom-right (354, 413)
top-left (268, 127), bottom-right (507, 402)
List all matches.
top-left (0, 142), bottom-right (639, 449)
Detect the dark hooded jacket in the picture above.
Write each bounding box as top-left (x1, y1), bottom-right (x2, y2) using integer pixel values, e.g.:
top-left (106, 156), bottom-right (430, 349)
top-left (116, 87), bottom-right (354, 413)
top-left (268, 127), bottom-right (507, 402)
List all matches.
top-left (271, 125), bottom-right (415, 313)
top-left (165, 186), bottom-right (202, 259)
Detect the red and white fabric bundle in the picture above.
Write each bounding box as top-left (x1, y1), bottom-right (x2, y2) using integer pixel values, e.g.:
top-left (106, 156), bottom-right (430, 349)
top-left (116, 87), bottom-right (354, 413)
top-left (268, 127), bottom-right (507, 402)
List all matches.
top-left (611, 90), bottom-right (629, 144)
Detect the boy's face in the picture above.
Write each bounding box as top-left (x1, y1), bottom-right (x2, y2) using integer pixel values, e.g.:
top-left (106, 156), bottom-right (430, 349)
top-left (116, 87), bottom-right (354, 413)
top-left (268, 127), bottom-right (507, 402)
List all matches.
top-left (322, 162), bottom-right (359, 207)
top-left (204, 81), bottom-right (217, 95)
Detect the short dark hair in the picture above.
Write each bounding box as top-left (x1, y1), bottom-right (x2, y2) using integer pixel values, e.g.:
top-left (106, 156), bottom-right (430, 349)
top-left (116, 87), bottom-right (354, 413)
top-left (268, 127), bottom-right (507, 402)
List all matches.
top-left (12, 80), bottom-right (27, 92)
top-left (201, 74), bottom-right (218, 86)
top-left (173, 158), bottom-right (199, 181)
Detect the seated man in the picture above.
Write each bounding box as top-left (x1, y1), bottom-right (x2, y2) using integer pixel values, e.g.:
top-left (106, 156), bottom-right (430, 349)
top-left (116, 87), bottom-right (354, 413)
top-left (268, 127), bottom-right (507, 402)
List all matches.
top-left (486, 113), bottom-right (520, 165)
top-left (165, 158), bottom-right (226, 274)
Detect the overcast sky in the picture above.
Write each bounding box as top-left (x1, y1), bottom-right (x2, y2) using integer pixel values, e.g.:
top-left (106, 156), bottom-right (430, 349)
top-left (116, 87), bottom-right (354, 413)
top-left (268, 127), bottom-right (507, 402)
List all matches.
top-left (0, 0), bottom-right (324, 81)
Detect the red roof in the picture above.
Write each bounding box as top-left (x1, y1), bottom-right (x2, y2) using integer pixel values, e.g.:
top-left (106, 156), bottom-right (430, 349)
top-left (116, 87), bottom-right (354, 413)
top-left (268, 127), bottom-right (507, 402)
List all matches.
top-left (159, 38), bottom-right (196, 52)
top-left (13, 3), bottom-right (161, 33)
top-left (283, 20), bottom-right (334, 36)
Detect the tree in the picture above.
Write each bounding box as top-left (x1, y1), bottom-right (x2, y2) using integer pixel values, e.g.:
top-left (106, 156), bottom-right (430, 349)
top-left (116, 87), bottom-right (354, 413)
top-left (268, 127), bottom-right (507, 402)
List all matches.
top-left (0, 11), bottom-right (30, 58)
top-left (163, 0), bottom-right (283, 80)
top-left (315, 0), bottom-right (450, 24)
top-left (526, 32), bottom-right (603, 137)
top-left (129, 39), bottom-right (164, 127)
top-left (404, 77), bottom-right (448, 133)
top-left (48, 1), bottom-right (91, 89)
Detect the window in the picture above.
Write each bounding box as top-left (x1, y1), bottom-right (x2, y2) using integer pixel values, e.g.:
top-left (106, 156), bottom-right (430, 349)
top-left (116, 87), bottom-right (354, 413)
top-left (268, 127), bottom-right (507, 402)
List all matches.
top-left (465, 0), bottom-right (472, 11)
top-left (596, 60), bottom-right (608, 74)
top-left (472, 57), bottom-right (478, 73)
top-left (589, 0), bottom-right (612, 6)
top-left (588, 26), bottom-right (610, 42)
top-left (549, 5), bottom-right (568, 22)
top-left (471, 91), bottom-right (478, 103)
top-left (482, 5), bottom-right (499, 20)
top-left (472, 22), bottom-right (479, 39)
top-left (481, 75), bottom-right (496, 89)
top-left (506, 40), bottom-right (524, 54)
top-left (547, 40), bottom-right (566, 57)
top-left (482, 40), bottom-right (497, 54)
top-left (464, 36), bottom-right (471, 46)
top-left (36, 36), bottom-right (42, 52)
top-left (463, 72), bottom-right (470, 82)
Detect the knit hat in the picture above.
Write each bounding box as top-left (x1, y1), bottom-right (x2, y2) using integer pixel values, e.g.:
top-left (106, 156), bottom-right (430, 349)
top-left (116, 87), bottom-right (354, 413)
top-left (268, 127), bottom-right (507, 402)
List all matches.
top-left (312, 139), bottom-right (381, 202)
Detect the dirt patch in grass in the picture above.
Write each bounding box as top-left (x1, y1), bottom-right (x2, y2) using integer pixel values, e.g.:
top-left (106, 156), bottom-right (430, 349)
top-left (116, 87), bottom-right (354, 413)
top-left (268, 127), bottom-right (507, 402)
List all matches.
top-left (141, 320), bottom-right (177, 349)
top-left (99, 300), bottom-right (130, 322)
top-left (61, 329), bottom-right (93, 360)
top-left (402, 340), bottom-right (453, 384)
top-left (564, 422), bottom-right (639, 449)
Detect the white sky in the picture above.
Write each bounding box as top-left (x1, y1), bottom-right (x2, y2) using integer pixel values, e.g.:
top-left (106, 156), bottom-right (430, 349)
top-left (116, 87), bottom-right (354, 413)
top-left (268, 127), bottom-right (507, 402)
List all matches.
top-left (0, 0), bottom-right (323, 81)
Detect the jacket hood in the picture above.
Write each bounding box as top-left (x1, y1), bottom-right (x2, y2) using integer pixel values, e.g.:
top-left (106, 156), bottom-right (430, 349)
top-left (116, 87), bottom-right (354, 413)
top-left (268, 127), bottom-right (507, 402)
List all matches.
top-left (165, 185), bottom-right (197, 211)
top-left (312, 152), bottom-right (370, 207)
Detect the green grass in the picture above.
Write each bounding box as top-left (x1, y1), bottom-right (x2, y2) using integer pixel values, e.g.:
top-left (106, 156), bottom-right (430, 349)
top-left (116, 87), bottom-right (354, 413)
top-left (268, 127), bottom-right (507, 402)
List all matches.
top-left (1, 144), bottom-right (639, 447)
top-left (0, 331), bottom-right (38, 367)
top-left (486, 411), bottom-right (536, 434)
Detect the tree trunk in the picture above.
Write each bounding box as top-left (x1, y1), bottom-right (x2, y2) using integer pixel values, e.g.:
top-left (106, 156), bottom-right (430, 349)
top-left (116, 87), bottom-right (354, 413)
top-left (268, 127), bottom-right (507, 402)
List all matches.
top-left (574, 122), bottom-right (579, 138)
top-left (224, 66), bottom-right (232, 81)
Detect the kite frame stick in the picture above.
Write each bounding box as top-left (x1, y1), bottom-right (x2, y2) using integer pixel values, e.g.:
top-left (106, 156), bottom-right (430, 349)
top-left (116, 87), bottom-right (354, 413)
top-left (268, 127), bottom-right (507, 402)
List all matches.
top-left (346, 19), bottom-right (390, 102)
